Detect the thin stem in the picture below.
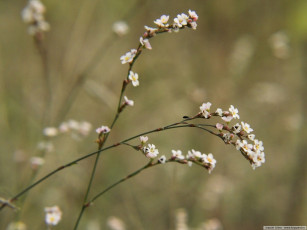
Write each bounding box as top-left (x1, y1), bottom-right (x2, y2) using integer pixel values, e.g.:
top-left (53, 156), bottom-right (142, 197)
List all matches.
top-left (89, 160), bottom-right (153, 204)
top-left (55, 0), bottom-right (146, 124)
top-left (86, 157), bottom-right (209, 208)
top-left (0, 119), bottom-right (219, 212)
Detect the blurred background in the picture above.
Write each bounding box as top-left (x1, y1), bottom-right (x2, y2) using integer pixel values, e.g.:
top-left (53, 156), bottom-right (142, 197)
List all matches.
top-left (0, 0), bottom-right (306, 229)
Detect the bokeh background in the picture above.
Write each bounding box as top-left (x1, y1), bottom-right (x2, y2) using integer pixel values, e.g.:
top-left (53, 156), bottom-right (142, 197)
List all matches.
top-left (0, 0), bottom-right (307, 229)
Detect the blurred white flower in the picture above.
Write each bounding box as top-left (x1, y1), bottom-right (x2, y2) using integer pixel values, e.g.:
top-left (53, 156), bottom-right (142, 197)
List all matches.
top-left (78, 121), bottom-right (92, 136)
top-left (269, 31), bottom-right (290, 59)
top-left (30, 156), bottom-right (45, 170)
top-left (45, 206), bottom-right (62, 226)
top-left (112, 21), bottom-right (129, 36)
top-left (21, 0), bottom-right (50, 35)
top-left (43, 127), bottom-right (58, 137)
top-left (37, 141), bottom-right (54, 153)
top-left (107, 216), bottom-right (126, 230)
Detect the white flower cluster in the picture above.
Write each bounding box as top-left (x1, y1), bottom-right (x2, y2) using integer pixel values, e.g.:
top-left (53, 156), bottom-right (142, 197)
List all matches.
top-left (21, 0), bottom-right (50, 35)
top-left (152, 10), bottom-right (198, 31)
top-left (43, 120), bottom-right (92, 139)
top-left (139, 137), bottom-right (216, 173)
top-left (158, 149), bottom-right (217, 174)
top-left (37, 141), bottom-right (54, 153)
top-left (236, 138), bottom-right (265, 170)
top-left (186, 149), bottom-right (217, 173)
top-left (45, 206), bottom-right (62, 226)
top-left (199, 102), bottom-right (266, 169)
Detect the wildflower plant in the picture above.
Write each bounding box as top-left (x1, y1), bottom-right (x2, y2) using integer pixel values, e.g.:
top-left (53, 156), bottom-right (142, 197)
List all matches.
top-left (1, 8), bottom-right (267, 230)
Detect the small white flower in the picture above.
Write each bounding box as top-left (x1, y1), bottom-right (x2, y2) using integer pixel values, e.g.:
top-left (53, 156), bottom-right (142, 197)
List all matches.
top-left (187, 161), bottom-right (193, 167)
top-left (107, 216), bottom-right (126, 230)
top-left (191, 149), bottom-right (202, 158)
top-left (252, 151), bottom-right (265, 169)
top-left (120, 49), bottom-right (137, 64)
top-left (140, 37), bottom-right (152, 50)
top-left (232, 123), bottom-right (241, 134)
top-left (78, 121), bottom-right (92, 136)
top-left (216, 123), bottom-right (223, 130)
top-left (154, 15), bottom-right (169, 27)
top-left (241, 122), bottom-right (254, 133)
top-left (140, 136), bottom-right (148, 144)
top-left (200, 102), bottom-right (212, 118)
top-left (186, 150), bottom-right (194, 159)
top-left (43, 127), bottom-right (58, 137)
top-left (128, 71), bottom-right (139, 87)
top-left (247, 134), bottom-right (255, 141)
top-left (215, 108), bottom-right (223, 116)
top-left (229, 105), bottom-right (240, 119)
top-left (45, 206), bottom-right (62, 226)
top-left (158, 155), bottom-right (166, 164)
top-left (174, 13), bottom-right (188, 27)
top-left (30, 157), bottom-right (45, 169)
top-left (205, 153), bottom-right (217, 166)
top-left (145, 144), bottom-right (159, 158)
top-left (96, 125), bottom-right (110, 134)
top-left (190, 21), bottom-right (197, 30)
top-left (112, 21), bottom-right (129, 36)
top-left (37, 141), bottom-right (54, 153)
top-left (235, 139), bottom-right (242, 150)
top-left (253, 139), bottom-right (264, 152)
top-left (124, 96), bottom-right (134, 106)
top-left (240, 140), bottom-right (254, 154)
top-left (58, 122), bottom-right (69, 133)
top-left (222, 133), bottom-right (233, 143)
top-left (144, 25), bottom-right (157, 34)
top-left (172, 150), bottom-right (185, 160)
top-left (67, 119), bottom-right (80, 130)
top-left (221, 116), bottom-right (233, 123)
top-left (188, 10), bottom-right (198, 21)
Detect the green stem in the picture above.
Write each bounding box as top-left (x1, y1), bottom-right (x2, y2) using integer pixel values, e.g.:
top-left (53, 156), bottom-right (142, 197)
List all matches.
top-left (0, 118), bottom-right (219, 211)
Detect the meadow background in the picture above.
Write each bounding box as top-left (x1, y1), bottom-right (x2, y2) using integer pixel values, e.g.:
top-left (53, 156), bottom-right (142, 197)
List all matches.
top-left (0, 0), bottom-right (307, 229)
